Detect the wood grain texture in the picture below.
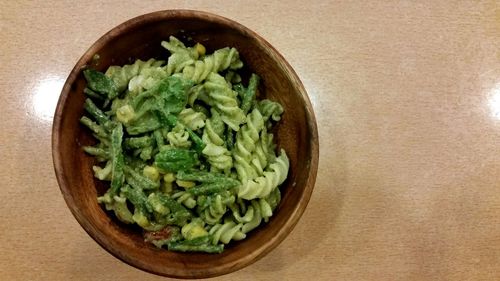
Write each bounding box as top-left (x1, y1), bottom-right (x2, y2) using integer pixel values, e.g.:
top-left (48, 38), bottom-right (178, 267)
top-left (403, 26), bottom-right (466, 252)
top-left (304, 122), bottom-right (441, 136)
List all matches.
top-left (52, 10), bottom-right (318, 279)
top-left (2, 0), bottom-right (500, 280)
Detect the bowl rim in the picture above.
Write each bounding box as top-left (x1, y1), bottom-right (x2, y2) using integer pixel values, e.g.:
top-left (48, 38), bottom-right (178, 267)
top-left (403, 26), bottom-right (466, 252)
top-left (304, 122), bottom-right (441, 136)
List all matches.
top-left (52, 9), bottom-right (319, 278)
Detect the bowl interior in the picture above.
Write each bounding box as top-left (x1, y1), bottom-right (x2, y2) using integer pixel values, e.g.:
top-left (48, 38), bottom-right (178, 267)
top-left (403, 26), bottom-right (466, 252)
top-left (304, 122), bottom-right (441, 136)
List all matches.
top-left (53, 10), bottom-right (318, 278)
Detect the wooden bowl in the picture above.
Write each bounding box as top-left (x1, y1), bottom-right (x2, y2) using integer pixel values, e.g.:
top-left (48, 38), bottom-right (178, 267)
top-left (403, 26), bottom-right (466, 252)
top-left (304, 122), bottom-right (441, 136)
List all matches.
top-left (52, 10), bottom-right (318, 279)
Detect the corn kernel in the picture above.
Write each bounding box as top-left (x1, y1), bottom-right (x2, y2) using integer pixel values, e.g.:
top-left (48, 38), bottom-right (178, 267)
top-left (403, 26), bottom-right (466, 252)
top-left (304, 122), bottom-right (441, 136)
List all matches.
top-left (177, 180), bottom-right (196, 189)
top-left (163, 173), bottom-right (176, 183)
top-left (182, 224), bottom-right (208, 240)
top-left (162, 181), bottom-right (173, 194)
top-left (195, 43), bottom-right (206, 56)
top-left (143, 166), bottom-right (160, 181)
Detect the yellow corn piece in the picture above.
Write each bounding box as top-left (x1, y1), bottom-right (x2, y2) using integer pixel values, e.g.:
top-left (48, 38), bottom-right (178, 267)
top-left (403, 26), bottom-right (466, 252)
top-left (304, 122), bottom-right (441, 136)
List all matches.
top-left (161, 181), bottom-right (173, 194)
top-left (163, 173), bottom-right (175, 183)
top-left (195, 43), bottom-right (206, 56)
top-left (182, 224), bottom-right (208, 240)
top-left (177, 180), bottom-right (196, 189)
top-left (143, 166), bottom-right (160, 181)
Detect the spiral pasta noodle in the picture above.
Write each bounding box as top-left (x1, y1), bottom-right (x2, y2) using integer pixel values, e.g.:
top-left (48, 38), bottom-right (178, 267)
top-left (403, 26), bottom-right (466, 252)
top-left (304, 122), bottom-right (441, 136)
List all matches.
top-left (178, 108), bottom-right (207, 131)
top-left (181, 47), bottom-right (243, 83)
top-left (166, 123), bottom-right (191, 148)
top-left (257, 99), bottom-right (284, 122)
top-left (233, 108), bottom-right (265, 182)
top-left (171, 190), bottom-right (197, 209)
top-left (249, 126), bottom-right (276, 176)
top-left (228, 187), bottom-right (281, 234)
top-left (161, 36), bottom-right (200, 76)
top-left (200, 109), bottom-right (232, 171)
top-left (204, 73), bottom-right (246, 131)
top-left (237, 150), bottom-right (289, 200)
top-left (198, 192), bottom-right (236, 225)
top-left (105, 58), bottom-right (164, 93)
top-left (208, 220), bottom-right (246, 245)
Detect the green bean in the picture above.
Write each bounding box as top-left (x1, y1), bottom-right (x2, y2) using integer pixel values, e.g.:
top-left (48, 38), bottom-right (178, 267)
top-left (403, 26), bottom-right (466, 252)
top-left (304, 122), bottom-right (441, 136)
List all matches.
top-left (121, 185), bottom-right (152, 213)
top-left (93, 134), bottom-right (110, 150)
top-left (82, 146), bottom-right (109, 159)
top-left (225, 129), bottom-right (235, 151)
top-left (187, 180), bottom-right (239, 196)
top-left (80, 116), bottom-right (108, 139)
top-left (124, 136), bottom-right (153, 149)
top-left (84, 98), bottom-right (110, 127)
top-left (241, 74), bottom-right (260, 114)
top-left (186, 127), bottom-right (206, 153)
top-left (109, 123), bottom-right (125, 196)
top-left (124, 172), bottom-right (143, 190)
top-left (83, 69), bottom-right (118, 99)
top-left (153, 129), bottom-right (164, 147)
top-left (167, 239), bottom-right (223, 253)
top-left (176, 170), bottom-right (230, 183)
top-left (84, 87), bottom-right (105, 100)
top-left (124, 166), bottom-right (159, 190)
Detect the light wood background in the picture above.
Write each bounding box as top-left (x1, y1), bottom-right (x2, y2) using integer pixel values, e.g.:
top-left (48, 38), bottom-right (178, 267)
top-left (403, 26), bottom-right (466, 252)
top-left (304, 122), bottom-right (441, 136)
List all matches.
top-left (1, 1), bottom-right (500, 280)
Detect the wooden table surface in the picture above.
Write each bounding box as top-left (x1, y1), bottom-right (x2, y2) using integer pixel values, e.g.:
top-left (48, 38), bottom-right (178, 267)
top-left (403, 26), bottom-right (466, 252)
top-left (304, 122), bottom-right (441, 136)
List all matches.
top-left (2, 1), bottom-right (500, 280)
